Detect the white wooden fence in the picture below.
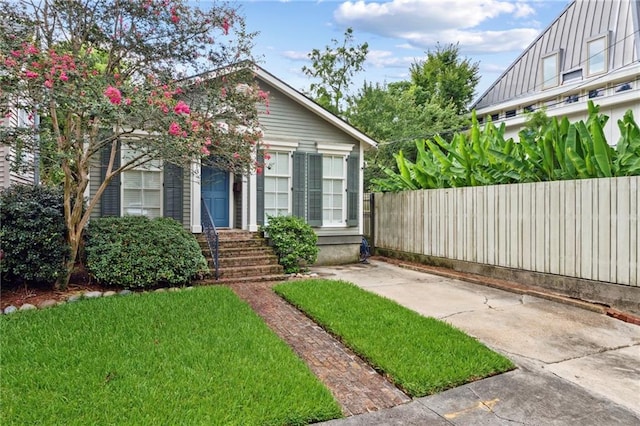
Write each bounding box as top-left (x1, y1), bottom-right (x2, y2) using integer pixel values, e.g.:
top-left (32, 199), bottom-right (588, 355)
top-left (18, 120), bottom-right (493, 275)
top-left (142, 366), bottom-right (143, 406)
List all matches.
top-left (374, 177), bottom-right (639, 287)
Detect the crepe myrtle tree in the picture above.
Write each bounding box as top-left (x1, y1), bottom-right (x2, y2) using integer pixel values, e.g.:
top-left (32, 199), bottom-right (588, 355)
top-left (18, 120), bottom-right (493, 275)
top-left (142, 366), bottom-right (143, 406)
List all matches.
top-left (0, 0), bottom-right (268, 288)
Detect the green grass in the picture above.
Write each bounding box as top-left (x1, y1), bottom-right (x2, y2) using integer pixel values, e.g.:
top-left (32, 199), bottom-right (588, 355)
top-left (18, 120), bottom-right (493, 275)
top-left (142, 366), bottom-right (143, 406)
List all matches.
top-left (0, 287), bottom-right (342, 425)
top-left (274, 279), bottom-right (515, 397)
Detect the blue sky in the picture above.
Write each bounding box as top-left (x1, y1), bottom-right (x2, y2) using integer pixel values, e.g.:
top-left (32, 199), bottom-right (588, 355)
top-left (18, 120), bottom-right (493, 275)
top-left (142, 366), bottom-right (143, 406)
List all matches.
top-left (232, 0), bottom-right (570, 102)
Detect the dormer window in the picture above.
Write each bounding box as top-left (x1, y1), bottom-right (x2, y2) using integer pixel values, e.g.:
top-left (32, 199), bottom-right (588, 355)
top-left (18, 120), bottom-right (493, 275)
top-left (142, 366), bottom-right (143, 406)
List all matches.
top-left (542, 52), bottom-right (560, 89)
top-left (587, 35), bottom-right (607, 76)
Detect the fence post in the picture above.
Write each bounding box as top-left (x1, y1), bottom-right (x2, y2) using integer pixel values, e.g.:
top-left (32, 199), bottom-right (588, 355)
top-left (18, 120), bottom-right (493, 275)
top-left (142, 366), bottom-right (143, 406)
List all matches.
top-left (370, 193), bottom-right (375, 255)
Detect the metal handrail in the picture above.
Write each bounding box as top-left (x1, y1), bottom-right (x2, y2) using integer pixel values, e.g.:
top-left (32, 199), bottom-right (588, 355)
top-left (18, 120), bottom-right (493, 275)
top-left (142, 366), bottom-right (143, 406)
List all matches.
top-left (200, 198), bottom-right (219, 279)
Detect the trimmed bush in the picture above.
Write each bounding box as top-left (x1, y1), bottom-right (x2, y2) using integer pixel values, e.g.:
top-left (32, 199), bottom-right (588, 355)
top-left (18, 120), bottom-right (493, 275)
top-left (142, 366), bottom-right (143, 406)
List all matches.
top-left (85, 216), bottom-right (207, 288)
top-left (261, 215), bottom-right (318, 274)
top-left (0, 184), bottom-right (69, 287)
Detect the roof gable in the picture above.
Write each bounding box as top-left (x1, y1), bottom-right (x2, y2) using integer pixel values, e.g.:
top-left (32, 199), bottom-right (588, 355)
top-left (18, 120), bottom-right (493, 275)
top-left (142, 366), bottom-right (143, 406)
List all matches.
top-left (251, 65), bottom-right (378, 149)
top-left (473, 0), bottom-right (640, 110)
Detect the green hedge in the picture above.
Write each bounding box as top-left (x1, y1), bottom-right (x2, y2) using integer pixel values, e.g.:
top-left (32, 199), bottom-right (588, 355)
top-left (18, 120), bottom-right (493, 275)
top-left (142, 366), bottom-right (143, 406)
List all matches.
top-left (260, 215), bottom-right (318, 274)
top-left (0, 184), bottom-right (69, 287)
top-left (85, 216), bottom-right (207, 288)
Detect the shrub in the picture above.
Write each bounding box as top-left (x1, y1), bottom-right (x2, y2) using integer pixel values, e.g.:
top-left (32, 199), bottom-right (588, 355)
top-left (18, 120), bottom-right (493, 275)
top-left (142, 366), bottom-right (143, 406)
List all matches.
top-left (85, 216), bottom-right (208, 288)
top-left (0, 184), bottom-right (69, 287)
top-left (261, 215), bottom-right (318, 274)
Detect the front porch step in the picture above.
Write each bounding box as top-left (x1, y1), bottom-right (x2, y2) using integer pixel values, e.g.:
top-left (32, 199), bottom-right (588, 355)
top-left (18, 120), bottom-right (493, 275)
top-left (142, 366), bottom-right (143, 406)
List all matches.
top-left (216, 254), bottom-right (279, 269)
top-left (217, 264), bottom-right (284, 279)
top-left (196, 274), bottom-right (286, 285)
top-left (198, 229), bottom-right (284, 282)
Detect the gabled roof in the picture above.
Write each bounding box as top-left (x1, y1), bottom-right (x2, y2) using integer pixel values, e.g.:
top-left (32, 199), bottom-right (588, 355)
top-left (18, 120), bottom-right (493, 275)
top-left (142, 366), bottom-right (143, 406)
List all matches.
top-left (472, 0), bottom-right (640, 110)
top-left (250, 64), bottom-right (378, 149)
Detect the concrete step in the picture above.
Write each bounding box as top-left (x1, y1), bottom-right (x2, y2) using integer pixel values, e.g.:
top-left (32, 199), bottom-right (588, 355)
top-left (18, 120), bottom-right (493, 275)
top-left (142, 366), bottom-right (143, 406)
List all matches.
top-left (196, 274), bottom-right (286, 285)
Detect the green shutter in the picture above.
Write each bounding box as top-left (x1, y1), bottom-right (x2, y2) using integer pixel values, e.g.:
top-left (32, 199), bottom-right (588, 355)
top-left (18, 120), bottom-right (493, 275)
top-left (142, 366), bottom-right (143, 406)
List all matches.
top-left (347, 154), bottom-right (359, 227)
top-left (292, 152), bottom-right (306, 218)
top-left (307, 153), bottom-right (322, 227)
top-left (163, 163), bottom-right (183, 223)
top-left (100, 141), bottom-right (121, 217)
top-left (256, 150), bottom-right (265, 226)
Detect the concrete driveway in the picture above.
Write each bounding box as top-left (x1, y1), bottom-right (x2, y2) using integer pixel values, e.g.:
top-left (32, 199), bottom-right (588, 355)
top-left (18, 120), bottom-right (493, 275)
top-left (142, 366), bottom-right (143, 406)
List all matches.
top-left (313, 260), bottom-right (640, 425)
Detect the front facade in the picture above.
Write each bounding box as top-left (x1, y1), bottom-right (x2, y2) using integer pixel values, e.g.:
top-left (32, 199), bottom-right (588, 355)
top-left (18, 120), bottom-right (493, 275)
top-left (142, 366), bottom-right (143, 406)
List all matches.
top-left (473, 0), bottom-right (640, 143)
top-left (90, 65), bottom-right (377, 265)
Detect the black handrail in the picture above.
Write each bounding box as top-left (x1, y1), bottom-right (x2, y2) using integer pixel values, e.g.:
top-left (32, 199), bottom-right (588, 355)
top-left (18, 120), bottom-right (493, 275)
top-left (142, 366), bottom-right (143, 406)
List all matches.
top-left (200, 198), bottom-right (219, 279)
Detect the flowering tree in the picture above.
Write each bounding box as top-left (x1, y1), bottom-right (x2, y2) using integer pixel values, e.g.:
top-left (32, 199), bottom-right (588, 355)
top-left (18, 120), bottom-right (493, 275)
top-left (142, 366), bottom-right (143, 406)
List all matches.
top-left (0, 0), bottom-right (266, 287)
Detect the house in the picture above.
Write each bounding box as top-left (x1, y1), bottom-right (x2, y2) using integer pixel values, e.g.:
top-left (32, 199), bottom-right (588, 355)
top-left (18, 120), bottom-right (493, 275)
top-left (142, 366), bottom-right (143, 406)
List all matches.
top-left (0, 106), bottom-right (37, 188)
top-left (89, 64), bottom-right (377, 265)
top-left (472, 0), bottom-right (640, 143)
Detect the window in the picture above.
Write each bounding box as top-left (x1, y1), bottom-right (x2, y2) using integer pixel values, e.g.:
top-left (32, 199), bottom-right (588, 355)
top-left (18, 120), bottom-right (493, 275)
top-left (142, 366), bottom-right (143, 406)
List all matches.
top-left (264, 151), bottom-right (290, 219)
top-left (565, 94), bottom-right (579, 104)
top-left (322, 155), bottom-right (345, 226)
top-left (505, 110), bottom-right (516, 118)
top-left (587, 36), bottom-right (607, 76)
top-left (562, 69), bottom-right (582, 83)
top-left (542, 53), bottom-right (559, 89)
top-left (121, 149), bottom-right (162, 218)
top-left (588, 88), bottom-right (603, 99)
top-left (491, 113), bottom-right (499, 121)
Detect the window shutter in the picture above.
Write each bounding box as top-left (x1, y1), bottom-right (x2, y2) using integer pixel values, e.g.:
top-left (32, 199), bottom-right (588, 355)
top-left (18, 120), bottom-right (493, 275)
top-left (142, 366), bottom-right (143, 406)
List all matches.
top-left (256, 150), bottom-right (265, 226)
top-left (100, 141), bottom-right (121, 217)
top-left (307, 153), bottom-right (322, 227)
top-left (163, 163), bottom-right (183, 223)
top-left (292, 152), bottom-right (306, 218)
top-left (347, 154), bottom-right (359, 227)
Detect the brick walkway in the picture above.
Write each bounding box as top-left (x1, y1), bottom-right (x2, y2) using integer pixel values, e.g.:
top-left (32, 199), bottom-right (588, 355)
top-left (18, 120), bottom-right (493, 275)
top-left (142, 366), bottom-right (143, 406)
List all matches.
top-left (228, 281), bottom-right (411, 416)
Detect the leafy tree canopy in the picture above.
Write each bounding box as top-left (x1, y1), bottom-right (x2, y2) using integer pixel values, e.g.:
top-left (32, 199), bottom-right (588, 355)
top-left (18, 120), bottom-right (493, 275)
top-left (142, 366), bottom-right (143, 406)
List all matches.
top-left (302, 27), bottom-right (368, 116)
top-left (0, 0), bottom-right (264, 287)
top-left (410, 43), bottom-right (480, 115)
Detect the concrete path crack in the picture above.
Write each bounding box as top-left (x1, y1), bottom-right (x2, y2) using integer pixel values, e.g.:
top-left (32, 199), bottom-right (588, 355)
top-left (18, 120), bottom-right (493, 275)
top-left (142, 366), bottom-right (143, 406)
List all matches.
top-left (468, 388), bottom-right (529, 425)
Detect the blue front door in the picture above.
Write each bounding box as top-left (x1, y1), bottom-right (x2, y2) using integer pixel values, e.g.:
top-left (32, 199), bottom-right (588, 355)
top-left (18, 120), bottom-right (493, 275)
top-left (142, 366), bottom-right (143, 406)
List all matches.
top-left (202, 166), bottom-right (229, 227)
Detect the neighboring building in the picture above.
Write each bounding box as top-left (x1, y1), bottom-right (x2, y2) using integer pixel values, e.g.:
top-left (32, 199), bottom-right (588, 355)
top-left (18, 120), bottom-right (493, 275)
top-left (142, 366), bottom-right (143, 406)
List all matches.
top-left (90, 64), bottom-right (377, 265)
top-left (472, 0), bottom-right (640, 144)
top-left (0, 107), bottom-right (36, 188)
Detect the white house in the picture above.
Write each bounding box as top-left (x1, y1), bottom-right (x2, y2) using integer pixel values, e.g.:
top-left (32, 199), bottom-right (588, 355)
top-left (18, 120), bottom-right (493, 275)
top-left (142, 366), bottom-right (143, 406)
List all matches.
top-left (472, 0), bottom-right (640, 144)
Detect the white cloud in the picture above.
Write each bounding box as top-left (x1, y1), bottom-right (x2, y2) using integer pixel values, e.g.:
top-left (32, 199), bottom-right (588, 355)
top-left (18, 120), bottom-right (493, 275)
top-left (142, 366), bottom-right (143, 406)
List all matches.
top-left (334, 0), bottom-right (540, 53)
top-left (281, 50), bottom-right (309, 60)
top-left (366, 50), bottom-right (416, 68)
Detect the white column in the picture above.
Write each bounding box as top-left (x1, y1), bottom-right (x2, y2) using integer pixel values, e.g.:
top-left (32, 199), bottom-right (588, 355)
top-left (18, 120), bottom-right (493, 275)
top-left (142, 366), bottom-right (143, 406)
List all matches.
top-left (248, 170), bottom-right (258, 232)
top-left (241, 174), bottom-right (249, 230)
top-left (190, 160), bottom-right (202, 233)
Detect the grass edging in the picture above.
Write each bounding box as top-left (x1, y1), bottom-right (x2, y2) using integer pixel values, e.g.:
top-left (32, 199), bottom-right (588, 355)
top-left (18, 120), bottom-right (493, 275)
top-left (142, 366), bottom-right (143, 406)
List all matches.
top-left (1, 286), bottom-right (342, 425)
top-left (274, 278), bottom-right (515, 397)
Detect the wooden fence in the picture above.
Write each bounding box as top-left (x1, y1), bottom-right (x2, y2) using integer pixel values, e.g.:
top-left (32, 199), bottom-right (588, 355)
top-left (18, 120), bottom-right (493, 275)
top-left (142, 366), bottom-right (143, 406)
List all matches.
top-left (372, 176), bottom-right (639, 287)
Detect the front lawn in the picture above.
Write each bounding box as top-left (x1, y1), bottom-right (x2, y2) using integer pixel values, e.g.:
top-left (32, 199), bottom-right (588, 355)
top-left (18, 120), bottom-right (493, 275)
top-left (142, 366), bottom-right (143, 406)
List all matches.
top-left (274, 279), bottom-right (515, 397)
top-left (0, 287), bottom-right (342, 425)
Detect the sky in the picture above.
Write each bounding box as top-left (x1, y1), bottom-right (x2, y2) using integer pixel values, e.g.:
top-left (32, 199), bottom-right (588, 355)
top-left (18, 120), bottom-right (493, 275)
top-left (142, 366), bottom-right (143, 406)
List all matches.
top-left (226, 0), bottom-right (571, 103)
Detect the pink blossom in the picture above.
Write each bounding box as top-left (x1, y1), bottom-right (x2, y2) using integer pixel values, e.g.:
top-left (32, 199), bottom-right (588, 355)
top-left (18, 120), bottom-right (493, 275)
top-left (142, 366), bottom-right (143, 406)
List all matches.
top-left (168, 122), bottom-right (182, 136)
top-left (256, 167), bottom-right (263, 175)
top-left (220, 87), bottom-right (227, 97)
top-left (204, 138), bottom-right (212, 146)
top-left (264, 153), bottom-right (271, 161)
top-left (201, 146), bottom-right (210, 155)
top-left (59, 72), bottom-right (69, 82)
top-left (124, 98), bottom-right (132, 105)
top-left (104, 86), bottom-right (122, 105)
top-left (171, 14), bottom-right (179, 23)
top-left (222, 18), bottom-right (230, 35)
top-left (4, 58), bottom-right (16, 67)
top-left (10, 50), bottom-right (21, 58)
top-left (24, 44), bottom-right (39, 55)
top-left (44, 80), bottom-right (53, 88)
top-left (24, 70), bottom-right (39, 79)
top-left (174, 100), bottom-right (190, 115)
top-left (232, 152), bottom-right (240, 159)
